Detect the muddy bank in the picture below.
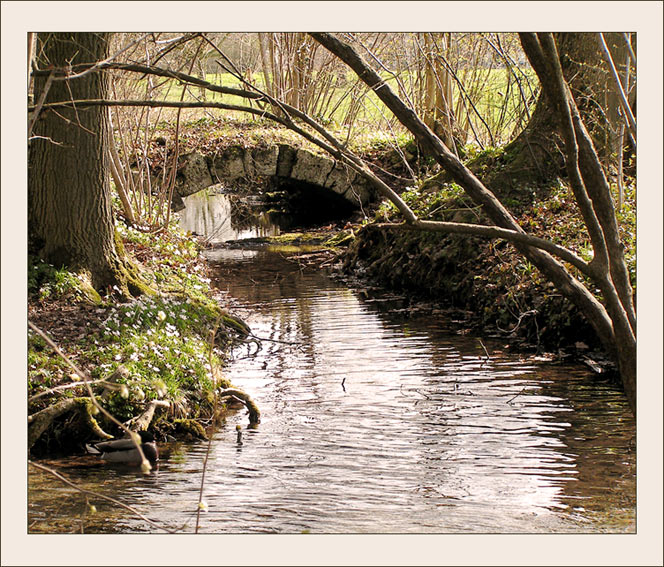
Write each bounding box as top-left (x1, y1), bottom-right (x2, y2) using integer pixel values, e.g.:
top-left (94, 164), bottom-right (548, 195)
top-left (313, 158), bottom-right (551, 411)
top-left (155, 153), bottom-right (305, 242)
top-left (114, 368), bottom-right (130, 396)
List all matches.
top-left (338, 223), bottom-right (610, 368)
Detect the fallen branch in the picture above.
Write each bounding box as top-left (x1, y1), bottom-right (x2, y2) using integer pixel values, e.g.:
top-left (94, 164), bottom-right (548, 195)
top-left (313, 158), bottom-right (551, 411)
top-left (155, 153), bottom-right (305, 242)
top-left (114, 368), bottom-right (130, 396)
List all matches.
top-left (506, 387), bottom-right (527, 404)
top-left (478, 339), bottom-right (490, 362)
top-left (496, 309), bottom-right (538, 335)
top-left (28, 397), bottom-right (113, 450)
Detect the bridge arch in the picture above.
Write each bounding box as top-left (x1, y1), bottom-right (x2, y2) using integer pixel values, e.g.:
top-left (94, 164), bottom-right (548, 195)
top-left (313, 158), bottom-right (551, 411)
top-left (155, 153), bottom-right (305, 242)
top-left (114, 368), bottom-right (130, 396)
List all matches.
top-left (171, 144), bottom-right (375, 214)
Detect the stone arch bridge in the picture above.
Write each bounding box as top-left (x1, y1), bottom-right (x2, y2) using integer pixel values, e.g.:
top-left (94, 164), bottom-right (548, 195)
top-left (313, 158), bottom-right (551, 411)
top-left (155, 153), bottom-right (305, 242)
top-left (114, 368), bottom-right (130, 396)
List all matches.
top-left (171, 144), bottom-right (375, 212)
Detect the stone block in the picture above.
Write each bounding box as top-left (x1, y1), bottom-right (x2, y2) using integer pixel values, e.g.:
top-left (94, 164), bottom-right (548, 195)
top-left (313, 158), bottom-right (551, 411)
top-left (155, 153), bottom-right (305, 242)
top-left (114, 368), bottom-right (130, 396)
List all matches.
top-left (250, 146), bottom-right (279, 176)
top-left (276, 144), bottom-right (297, 178)
top-left (290, 149), bottom-right (335, 187)
top-left (210, 146), bottom-right (246, 184)
top-left (324, 163), bottom-right (357, 197)
top-left (175, 152), bottom-right (213, 198)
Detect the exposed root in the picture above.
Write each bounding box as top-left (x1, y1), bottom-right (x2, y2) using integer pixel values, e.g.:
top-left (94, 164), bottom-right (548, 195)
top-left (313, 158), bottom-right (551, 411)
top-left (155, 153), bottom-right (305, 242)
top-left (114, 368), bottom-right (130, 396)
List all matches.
top-left (124, 399), bottom-right (171, 431)
top-left (218, 388), bottom-right (261, 424)
top-left (28, 397), bottom-right (113, 451)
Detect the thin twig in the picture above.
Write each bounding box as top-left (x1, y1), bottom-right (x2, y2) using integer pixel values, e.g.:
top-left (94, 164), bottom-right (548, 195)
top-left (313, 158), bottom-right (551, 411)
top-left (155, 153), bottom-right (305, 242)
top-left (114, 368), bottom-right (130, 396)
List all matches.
top-left (27, 135), bottom-right (65, 145)
top-left (506, 387), bottom-right (527, 404)
top-left (28, 69), bottom-right (55, 136)
top-left (195, 313), bottom-right (223, 533)
top-left (28, 321), bottom-right (150, 469)
top-left (478, 339), bottom-right (490, 362)
top-left (247, 332), bottom-right (304, 347)
top-left (28, 460), bottom-right (180, 533)
top-left (28, 378), bottom-right (114, 402)
top-left (495, 309), bottom-right (538, 335)
top-left (597, 33), bottom-right (637, 147)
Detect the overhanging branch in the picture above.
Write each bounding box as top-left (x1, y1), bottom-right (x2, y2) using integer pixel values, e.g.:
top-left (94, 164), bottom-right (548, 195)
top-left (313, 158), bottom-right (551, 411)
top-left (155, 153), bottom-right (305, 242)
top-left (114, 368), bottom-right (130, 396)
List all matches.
top-left (31, 52), bottom-right (608, 335)
top-left (375, 220), bottom-right (593, 276)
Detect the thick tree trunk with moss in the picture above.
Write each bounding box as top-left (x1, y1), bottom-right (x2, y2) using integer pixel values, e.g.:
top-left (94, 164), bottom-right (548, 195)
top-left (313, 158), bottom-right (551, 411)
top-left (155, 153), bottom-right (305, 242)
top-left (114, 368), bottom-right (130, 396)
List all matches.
top-left (483, 33), bottom-right (628, 198)
top-left (29, 33), bottom-right (146, 295)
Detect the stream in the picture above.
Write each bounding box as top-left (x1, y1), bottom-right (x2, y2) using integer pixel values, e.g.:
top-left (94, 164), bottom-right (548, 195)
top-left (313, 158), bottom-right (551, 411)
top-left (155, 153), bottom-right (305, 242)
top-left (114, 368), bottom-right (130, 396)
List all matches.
top-left (28, 193), bottom-right (636, 534)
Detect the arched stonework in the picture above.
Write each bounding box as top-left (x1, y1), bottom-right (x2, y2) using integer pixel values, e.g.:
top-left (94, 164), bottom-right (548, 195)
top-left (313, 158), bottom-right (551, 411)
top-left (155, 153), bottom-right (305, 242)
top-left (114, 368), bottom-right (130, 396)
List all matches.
top-left (172, 145), bottom-right (374, 210)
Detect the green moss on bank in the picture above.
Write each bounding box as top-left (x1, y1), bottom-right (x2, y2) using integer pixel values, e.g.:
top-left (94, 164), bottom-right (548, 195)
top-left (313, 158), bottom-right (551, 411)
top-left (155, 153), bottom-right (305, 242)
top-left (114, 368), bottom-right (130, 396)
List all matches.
top-left (28, 221), bottom-right (249, 457)
top-left (342, 176), bottom-right (635, 354)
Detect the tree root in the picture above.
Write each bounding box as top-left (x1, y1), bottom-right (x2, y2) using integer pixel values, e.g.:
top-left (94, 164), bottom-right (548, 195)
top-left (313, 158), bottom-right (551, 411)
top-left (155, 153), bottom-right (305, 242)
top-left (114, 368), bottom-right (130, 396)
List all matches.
top-left (28, 397), bottom-right (113, 451)
top-left (124, 399), bottom-right (170, 431)
top-left (219, 310), bottom-right (251, 336)
top-left (218, 388), bottom-right (261, 424)
top-left (110, 229), bottom-right (157, 299)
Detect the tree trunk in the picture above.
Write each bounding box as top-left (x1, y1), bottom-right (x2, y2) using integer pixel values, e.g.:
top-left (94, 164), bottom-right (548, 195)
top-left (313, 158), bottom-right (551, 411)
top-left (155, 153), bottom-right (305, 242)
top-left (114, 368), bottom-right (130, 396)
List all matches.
top-left (310, 32), bottom-right (635, 414)
top-left (29, 33), bottom-right (146, 295)
top-left (487, 32), bottom-right (627, 195)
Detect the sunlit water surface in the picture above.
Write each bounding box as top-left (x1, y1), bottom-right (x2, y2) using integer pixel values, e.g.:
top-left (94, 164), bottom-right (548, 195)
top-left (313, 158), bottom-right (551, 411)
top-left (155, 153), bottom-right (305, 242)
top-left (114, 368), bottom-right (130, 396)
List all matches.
top-left (29, 248), bottom-right (635, 534)
top-left (28, 196), bottom-right (635, 533)
top-left (177, 191), bottom-right (281, 244)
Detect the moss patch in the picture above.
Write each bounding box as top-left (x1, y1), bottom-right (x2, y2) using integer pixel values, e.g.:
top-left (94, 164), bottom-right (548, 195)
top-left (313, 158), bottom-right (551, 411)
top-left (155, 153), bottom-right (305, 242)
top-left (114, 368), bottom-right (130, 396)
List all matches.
top-left (28, 221), bottom-right (251, 456)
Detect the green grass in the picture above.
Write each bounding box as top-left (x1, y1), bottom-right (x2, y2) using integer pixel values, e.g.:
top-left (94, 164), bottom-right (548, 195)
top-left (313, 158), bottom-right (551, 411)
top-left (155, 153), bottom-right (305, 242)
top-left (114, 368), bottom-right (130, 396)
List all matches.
top-left (129, 66), bottom-right (537, 147)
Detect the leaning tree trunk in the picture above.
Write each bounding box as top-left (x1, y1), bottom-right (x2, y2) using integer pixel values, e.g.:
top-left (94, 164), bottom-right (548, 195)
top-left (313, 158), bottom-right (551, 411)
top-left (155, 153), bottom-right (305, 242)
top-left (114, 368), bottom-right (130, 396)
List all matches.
top-left (480, 33), bottom-right (628, 197)
top-left (310, 32), bottom-right (635, 414)
top-left (29, 33), bottom-right (146, 295)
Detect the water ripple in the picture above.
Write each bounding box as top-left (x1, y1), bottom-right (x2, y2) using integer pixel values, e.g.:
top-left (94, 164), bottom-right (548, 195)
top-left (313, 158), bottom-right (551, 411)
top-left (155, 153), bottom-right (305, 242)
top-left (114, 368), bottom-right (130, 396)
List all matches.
top-left (28, 249), bottom-right (635, 534)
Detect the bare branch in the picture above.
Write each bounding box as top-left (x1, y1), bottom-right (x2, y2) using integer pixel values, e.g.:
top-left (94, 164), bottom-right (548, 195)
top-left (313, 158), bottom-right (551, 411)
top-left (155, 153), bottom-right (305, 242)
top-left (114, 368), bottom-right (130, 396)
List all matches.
top-left (311, 32), bottom-right (620, 365)
top-left (28, 69), bottom-right (55, 136)
top-left (597, 33), bottom-right (637, 147)
top-left (44, 33), bottom-right (153, 82)
top-left (29, 461), bottom-right (180, 533)
top-left (374, 220), bottom-right (593, 276)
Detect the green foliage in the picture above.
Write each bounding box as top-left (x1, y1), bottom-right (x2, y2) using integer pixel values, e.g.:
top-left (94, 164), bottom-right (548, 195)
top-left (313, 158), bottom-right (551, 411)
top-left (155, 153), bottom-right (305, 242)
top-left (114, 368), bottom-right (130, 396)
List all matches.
top-left (28, 256), bottom-right (92, 303)
top-left (464, 144), bottom-right (506, 163)
top-left (378, 182), bottom-right (476, 223)
top-left (349, 130), bottom-right (413, 154)
top-left (84, 294), bottom-right (228, 421)
top-left (28, 332), bottom-right (70, 396)
top-left (28, 221), bottom-right (235, 429)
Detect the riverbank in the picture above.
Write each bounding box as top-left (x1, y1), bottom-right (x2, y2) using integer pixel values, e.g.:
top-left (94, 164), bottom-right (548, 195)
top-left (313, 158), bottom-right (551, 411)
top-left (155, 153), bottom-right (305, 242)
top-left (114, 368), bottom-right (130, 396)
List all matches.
top-left (28, 119), bottom-right (636, 457)
top-left (28, 220), bottom-right (254, 457)
top-left (166, 119), bottom-right (635, 367)
top-left (28, 234), bottom-right (636, 535)
top-left (335, 174), bottom-right (635, 377)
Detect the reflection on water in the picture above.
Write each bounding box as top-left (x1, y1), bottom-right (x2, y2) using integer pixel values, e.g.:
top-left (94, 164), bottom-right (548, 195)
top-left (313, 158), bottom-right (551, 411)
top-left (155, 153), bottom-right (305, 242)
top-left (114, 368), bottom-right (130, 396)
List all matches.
top-left (28, 249), bottom-right (635, 534)
top-left (178, 191), bottom-right (280, 244)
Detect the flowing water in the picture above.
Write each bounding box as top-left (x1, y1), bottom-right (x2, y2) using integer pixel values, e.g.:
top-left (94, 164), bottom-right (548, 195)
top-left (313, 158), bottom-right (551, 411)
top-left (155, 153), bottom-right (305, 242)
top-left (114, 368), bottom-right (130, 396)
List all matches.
top-left (27, 194), bottom-right (636, 534)
top-left (176, 191), bottom-right (282, 244)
